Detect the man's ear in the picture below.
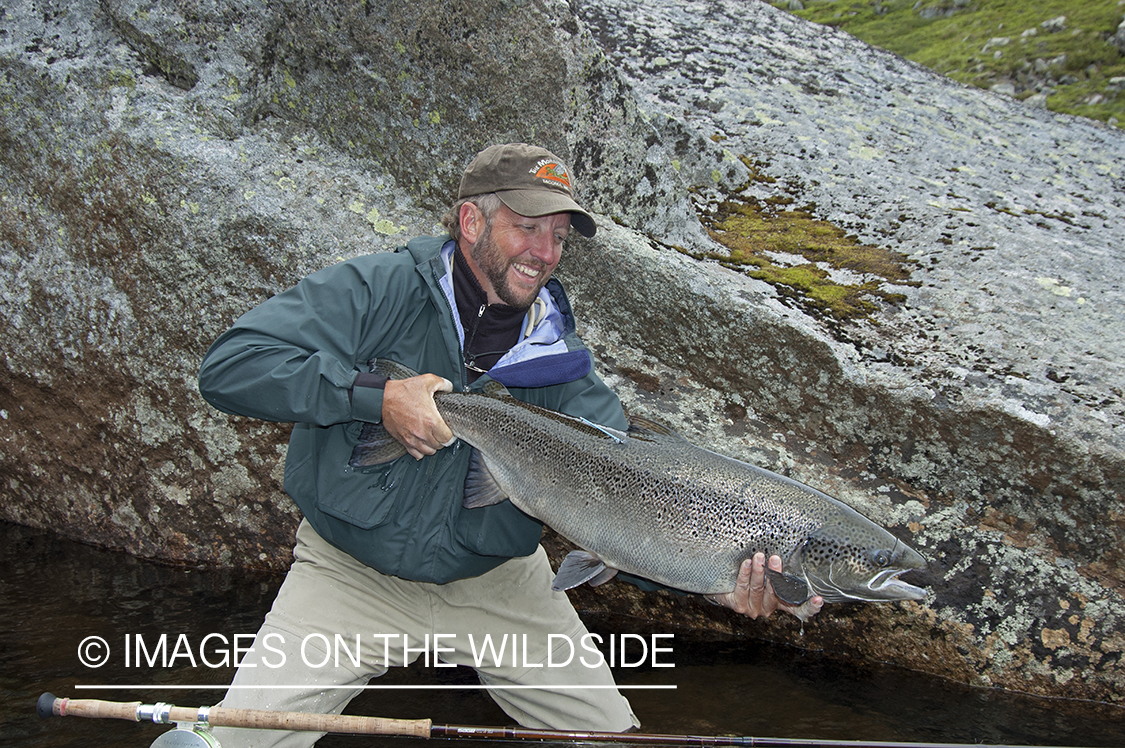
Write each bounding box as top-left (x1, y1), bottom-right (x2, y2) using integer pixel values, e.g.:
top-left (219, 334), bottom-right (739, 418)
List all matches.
top-left (459, 202), bottom-right (484, 246)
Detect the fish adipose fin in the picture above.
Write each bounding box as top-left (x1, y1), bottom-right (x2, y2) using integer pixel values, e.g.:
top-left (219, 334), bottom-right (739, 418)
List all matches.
top-left (766, 568), bottom-right (814, 606)
top-left (462, 449), bottom-right (511, 509)
top-left (552, 550), bottom-right (619, 591)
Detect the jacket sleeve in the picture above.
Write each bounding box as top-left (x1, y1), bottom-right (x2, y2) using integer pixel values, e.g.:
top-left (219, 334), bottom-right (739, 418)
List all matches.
top-left (197, 258), bottom-right (392, 426)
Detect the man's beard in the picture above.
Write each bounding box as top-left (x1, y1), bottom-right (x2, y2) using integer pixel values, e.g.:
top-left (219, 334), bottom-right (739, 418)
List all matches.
top-left (471, 223), bottom-right (548, 309)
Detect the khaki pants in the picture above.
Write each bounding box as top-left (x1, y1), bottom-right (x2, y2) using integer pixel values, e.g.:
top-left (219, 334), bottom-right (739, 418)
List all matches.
top-left (211, 520), bottom-right (638, 747)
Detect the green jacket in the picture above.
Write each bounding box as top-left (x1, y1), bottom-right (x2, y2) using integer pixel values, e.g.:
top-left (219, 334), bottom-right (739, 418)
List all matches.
top-left (198, 235), bottom-right (626, 583)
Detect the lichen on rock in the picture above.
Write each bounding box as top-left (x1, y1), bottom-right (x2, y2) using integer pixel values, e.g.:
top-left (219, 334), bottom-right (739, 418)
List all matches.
top-left (2, 0), bottom-right (1125, 706)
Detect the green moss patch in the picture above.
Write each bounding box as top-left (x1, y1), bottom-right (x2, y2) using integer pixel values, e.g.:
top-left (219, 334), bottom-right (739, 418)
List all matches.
top-left (694, 188), bottom-right (914, 320)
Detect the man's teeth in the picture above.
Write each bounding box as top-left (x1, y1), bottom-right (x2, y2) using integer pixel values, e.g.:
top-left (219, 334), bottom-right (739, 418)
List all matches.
top-left (513, 263), bottom-right (541, 278)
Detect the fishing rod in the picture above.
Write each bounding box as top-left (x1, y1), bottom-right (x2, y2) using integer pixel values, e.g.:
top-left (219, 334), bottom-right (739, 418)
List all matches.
top-left (37, 693), bottom-right (1096, 748)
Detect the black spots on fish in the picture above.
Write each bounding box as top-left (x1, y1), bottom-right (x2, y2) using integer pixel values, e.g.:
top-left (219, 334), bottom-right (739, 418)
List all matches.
top-left (807, 535), bottom-right (841, 562)
top-left (804, 531), bottom-right (863, 571)
top-left (804, 524), bottom-right (900, 576)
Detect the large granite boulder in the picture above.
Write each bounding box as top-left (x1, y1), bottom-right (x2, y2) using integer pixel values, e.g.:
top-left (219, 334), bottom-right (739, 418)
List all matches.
top-left (1, 0), bottom-right (1122, 703)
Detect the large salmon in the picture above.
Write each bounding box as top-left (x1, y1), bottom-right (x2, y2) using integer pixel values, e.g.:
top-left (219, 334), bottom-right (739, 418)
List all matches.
top-left (350, 360), bottom-right (926, 615)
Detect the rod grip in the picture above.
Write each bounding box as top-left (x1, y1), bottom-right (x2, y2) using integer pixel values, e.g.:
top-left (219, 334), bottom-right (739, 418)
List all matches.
top-left (37, 694), bottom-right (144, 721)
top-left (206, 706), bottom-right (432, 737)
top-left (38, 694), bottom-right (431, 737)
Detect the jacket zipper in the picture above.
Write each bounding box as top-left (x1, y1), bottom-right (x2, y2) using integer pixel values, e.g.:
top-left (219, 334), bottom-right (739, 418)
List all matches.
top-left (464, 304), bottom-right (488, 374)
top-left (430, 257), bottom-right (469, 391)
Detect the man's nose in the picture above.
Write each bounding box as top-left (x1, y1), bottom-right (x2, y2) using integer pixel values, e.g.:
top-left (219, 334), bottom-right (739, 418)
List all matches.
top-left (528, 233), bottom-right (560, 264)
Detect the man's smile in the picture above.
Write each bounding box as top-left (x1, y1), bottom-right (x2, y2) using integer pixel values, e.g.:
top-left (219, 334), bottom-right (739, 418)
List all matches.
top-left (511, 261), bottom-right (543, 282)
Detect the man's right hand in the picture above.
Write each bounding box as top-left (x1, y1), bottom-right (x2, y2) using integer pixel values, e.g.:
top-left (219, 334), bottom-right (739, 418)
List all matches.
top-left (380, 374), bottom-right (455, 460)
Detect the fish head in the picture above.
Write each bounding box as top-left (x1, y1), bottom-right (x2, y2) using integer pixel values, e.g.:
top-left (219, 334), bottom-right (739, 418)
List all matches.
top-left (792, 518), bottom-right (928, 604)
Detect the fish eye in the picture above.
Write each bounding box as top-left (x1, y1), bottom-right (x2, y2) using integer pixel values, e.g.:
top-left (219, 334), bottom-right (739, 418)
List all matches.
top-left (873, 550), bottom-right (890, 567)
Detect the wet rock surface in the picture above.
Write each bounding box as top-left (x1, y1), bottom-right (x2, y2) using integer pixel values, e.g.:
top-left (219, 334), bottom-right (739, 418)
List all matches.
top-left (1, 0), bottom-right (1122, 704)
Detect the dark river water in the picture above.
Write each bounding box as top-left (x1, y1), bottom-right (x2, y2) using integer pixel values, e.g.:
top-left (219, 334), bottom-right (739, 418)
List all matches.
top-left (3, 521), bottom-right (1123, 748)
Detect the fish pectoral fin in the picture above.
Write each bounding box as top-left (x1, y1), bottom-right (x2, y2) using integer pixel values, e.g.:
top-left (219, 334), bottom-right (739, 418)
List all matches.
top-left (551, 550), bottom-right (612, 592)
top-left (765, 568), bottom-right (814, 606)
top-left (462, 449), bottom-right (510, 509)
top-left (348, 421), bottom-right (408, 467)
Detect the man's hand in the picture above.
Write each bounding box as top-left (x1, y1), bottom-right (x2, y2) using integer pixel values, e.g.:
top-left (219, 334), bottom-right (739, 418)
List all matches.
top-left (707, 552), bottom-right (824, 622)
top-left (381, 374), bottom-right (455, 460)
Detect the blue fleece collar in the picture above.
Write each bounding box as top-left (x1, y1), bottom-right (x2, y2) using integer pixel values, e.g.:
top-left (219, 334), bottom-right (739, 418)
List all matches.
top-left (437, 241), bottom-right (591, 388)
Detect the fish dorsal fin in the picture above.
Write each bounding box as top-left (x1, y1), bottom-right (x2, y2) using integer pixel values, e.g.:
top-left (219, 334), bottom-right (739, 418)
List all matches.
top-left (766, 568), bottom-right (814, 606)
top-left (579, 416), bottom-right (627, 443)
top-left (551, 550), bottom-right (616, 591)
top-left (480, 379), bottom-right (516, 400)
top-left (462, 448), bottom-right (510, 509)
top-left (626, 415), bottom-right (687, 441)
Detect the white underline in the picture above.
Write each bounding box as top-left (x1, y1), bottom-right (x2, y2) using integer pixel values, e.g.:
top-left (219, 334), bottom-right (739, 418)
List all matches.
top-left (76, 684), bottom-right (676, 690)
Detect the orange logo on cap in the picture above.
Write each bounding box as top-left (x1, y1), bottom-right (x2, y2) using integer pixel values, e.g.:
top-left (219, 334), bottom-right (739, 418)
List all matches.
top-left (533, 161), bottom-right (571, 189)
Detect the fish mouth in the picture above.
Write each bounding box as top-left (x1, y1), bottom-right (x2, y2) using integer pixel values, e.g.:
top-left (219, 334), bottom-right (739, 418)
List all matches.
top-left (855, 539), bottom-right (928, 601)
top-left (808, 566), bottom-right (927, 604)
top-left (866, 568), bottom-right (926, 601)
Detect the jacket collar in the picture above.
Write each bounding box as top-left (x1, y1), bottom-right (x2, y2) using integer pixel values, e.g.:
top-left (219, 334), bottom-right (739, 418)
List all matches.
top-left (403, 235), bottom-right (590, 388)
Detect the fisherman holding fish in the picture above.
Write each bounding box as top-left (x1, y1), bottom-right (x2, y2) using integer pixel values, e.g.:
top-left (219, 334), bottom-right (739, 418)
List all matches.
top-left (198, 143), bottom-right (823, 747)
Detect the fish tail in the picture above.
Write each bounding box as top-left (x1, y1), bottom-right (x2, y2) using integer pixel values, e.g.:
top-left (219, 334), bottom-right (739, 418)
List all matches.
top-left (348, 421), bottom-right (407, 466)
top-left (346, 359), bottom-right (421, 467)
top-left (369, 358), bottom-right (422, 380)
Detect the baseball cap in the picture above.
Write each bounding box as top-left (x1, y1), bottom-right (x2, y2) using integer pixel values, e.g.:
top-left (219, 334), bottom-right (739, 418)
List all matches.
top-left (458, 143), bottom-right (597, 238)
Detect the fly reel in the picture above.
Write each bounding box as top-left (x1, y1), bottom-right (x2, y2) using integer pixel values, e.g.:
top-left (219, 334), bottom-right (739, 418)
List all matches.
top-left (144, 702), bottom-right (221, 747)
top-left (150, 722), bottom-right (221, 747)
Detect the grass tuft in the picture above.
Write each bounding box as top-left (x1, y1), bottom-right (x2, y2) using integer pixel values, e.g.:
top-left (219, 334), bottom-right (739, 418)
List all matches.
top-left (775, 0), bottom-right (1125, 128)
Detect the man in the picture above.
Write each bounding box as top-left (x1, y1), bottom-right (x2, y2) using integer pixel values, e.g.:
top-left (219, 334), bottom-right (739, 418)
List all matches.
top-left (198, 143), bottom-right (822, 747)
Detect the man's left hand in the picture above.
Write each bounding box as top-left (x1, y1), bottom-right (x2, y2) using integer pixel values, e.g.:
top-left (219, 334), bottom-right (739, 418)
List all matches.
top-left (707, 552), bottom-right (824, 622)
